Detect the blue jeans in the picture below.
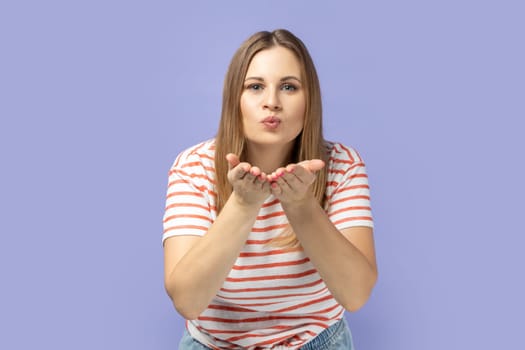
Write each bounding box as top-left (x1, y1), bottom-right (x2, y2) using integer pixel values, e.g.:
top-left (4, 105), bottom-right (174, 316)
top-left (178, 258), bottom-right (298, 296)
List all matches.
top-left (178, 318), bottom-right (354, 349)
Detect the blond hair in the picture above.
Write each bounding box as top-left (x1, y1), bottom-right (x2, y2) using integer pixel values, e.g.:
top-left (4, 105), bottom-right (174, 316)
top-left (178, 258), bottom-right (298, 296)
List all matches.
top-left (214, 29), bottom-right (328, 247)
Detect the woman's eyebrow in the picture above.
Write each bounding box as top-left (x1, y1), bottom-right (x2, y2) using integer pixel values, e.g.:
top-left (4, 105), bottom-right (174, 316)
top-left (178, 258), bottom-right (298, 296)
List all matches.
top-left (244, 76), bottom-right (302, 83)
top-left (280, 76), bottom-right (302, 83)
top-left (244, 76), bottom-right (265, 82)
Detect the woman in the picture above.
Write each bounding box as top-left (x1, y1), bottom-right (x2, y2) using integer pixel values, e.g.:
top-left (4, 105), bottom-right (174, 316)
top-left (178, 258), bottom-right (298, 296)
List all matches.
top-left (163, 29), bottom-right (377, 349)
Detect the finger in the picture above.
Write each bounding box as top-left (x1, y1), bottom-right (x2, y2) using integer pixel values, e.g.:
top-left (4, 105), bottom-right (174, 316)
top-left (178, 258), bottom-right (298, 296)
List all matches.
top-left (255, 171), bottom-right (267, 186)
top-left (258, 172), bottom-right (267, 182)
top-left (236, 162), bottom-right (251, 179)
top-left (244, 171), bottom-right (257, 183)
top-left (297, 159), bottom-right (325, 173)
top-left (308, 159), bottom-right (325, 172)
top-left (249, 167), bottom-right (264, 185)
top-left (285, 164), bottom-right (296, 173)
top-left (250, 166), bottom-right (261, 177)
top-left (281, 170), bottom-right (303, 188)
top-left (260, 176), bottom-right (270, 190)
top-left (268, 168), bottom-right (286, 182)
top-left (228, 162), bottom-right (250, 181)
top-left (284, 165), bottom-right (319, 188)
top-left (226, 153), bottom-right (241, 171)
top-left (275, 175), bottom-right (291, 191)
top-left (286, 165), bottom-right (312, 183)
top-left (270, 181), bottom-right (282, 196)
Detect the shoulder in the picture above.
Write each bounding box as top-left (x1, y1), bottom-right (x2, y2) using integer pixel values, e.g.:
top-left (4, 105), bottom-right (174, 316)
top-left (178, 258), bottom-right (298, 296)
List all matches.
top-left (323, 142), bottom-right (371, 210)
top-left (325, 141), bottom-right (366, 170)
top-left (168, 139), bottom-right (216, 186)
top-left (324, 141), bottom-right (369, 192)
top-left (171, 139), bottom-right (216, 170)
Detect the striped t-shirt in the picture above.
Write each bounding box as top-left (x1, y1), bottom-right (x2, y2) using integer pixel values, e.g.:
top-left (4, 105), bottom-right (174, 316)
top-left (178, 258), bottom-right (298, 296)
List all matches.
top-left (162, 139), bottom-right (373, 349)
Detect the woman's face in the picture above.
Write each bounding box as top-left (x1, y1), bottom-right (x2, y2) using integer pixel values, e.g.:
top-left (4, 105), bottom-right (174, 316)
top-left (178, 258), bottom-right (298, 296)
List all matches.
top-left (240, 46), bottom-right (306, 150)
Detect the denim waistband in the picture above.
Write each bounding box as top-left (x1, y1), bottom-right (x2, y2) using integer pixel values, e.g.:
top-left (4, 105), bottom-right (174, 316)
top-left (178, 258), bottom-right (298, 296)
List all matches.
top-left (299, 318), bottom-right (347, 350)
top-left (180, 318), bottom-right (349, 349)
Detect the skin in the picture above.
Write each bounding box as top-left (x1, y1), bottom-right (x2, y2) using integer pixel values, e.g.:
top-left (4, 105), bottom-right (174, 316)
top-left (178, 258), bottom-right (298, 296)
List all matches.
top-left (266, 162), bottom-right (378, 311)
top-left (240, 46), bottom-right (306, 174)
top-left (163, 46), bottom-right (378, 320)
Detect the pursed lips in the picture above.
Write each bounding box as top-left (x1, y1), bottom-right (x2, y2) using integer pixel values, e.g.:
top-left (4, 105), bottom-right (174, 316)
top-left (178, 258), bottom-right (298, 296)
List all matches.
top-left (262, 116), bottom-right (281, 122)
top-left (261, 116), bottom-right (281, 129)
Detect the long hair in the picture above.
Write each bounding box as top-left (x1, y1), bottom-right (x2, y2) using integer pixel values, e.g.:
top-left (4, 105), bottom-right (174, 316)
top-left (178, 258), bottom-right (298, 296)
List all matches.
top-left (214, 29), bottom-right (328, 247)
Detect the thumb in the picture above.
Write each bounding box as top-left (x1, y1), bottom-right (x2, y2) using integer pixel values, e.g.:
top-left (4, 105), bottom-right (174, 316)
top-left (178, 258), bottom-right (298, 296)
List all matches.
top-left (298, 159), bottom-right (325, 173)
top-left (226, 153), bottom-right (240, 170)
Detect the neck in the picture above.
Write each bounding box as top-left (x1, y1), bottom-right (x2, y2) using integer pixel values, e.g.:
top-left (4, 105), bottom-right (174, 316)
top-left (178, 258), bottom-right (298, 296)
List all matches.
top-left (244, 142), bottom-right (295, 174)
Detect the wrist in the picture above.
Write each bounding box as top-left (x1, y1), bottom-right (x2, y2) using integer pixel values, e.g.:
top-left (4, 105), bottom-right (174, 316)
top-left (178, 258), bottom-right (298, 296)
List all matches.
top-left (280, 194), bottom-right (318, 213)
top-left (230, 191), bottom-right (265, 211)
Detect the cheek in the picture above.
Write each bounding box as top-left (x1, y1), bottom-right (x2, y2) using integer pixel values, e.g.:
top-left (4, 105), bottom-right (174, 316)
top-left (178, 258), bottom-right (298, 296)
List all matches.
top-left (240, 96), bottom-right (257, 120)
top-left (240, 95), bottom-right (247, 117)
top-left (292, 98), bottom-right (306, 122)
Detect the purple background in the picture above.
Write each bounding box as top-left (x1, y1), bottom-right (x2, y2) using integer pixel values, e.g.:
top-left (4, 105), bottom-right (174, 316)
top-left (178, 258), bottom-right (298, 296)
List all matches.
top-left (1, 1), bottom-right (524, 349)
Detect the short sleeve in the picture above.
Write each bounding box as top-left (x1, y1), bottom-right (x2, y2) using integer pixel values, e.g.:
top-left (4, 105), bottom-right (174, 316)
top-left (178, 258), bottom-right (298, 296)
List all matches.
top-left (162, 153), bottom-right (214, 245)
top-left (326, 143), bottom-right (374, 231)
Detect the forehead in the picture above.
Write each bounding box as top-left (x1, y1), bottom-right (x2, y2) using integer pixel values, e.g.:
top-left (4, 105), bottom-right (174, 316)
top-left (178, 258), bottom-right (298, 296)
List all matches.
top-left (245, 46), bottom-right (302, 78)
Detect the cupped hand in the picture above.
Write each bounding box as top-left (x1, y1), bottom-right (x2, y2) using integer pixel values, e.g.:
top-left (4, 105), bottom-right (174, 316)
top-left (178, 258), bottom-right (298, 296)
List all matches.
top-left (266, 159), bottom-right (325, 204)
top-left (226, 154), bottom-right (271, 206)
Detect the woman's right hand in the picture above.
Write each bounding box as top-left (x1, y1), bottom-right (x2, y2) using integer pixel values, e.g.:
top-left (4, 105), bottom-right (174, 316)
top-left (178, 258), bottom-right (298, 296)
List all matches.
top-left (226, 153), bottom-right (271, 207)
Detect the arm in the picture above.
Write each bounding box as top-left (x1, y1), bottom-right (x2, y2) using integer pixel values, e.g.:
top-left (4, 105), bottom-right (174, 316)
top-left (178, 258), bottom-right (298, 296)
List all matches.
top-left (282, 199), bottom-right (377, 311)
top-left (268, 162), bottom-right (377, 311)
top-left (163, 155), bottom-right (270, 319)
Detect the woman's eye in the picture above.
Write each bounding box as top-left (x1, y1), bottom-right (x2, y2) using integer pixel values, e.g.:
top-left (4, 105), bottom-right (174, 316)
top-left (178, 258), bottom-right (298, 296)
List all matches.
top-left (248, 84), bottom-right (262, 91)
top-left (281, 83), bottom-right (297, 91)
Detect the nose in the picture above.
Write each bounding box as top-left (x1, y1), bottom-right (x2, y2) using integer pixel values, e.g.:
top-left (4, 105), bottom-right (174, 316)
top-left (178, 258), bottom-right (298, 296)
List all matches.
top-left (263, 87), bottom-right (282, 111)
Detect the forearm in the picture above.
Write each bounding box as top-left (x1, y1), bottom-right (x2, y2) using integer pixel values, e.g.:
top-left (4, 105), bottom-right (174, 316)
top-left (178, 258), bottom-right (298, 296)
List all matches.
top-left (282, 198), bottom-right (377, 311)
top-left (166, 194), bottom-right (260, 319)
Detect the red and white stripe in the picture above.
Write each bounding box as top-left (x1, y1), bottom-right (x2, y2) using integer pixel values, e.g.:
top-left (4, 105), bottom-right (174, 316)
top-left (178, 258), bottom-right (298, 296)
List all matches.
top-left (162, 139), bottom-right (373, 349)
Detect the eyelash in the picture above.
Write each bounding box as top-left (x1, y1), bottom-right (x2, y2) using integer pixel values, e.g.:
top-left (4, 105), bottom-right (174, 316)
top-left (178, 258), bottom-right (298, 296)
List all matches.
top-left (245, 83), bottom-right (298, 91)
top-left (247, 84), bottom-right (263, 91)
top-left (281, 83), bottom-right (297, 91)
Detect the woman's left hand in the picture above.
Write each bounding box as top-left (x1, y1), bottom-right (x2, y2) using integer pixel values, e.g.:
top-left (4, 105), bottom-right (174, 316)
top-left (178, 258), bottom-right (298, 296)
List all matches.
top-left (267, 159), bottom-right (325, 204)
